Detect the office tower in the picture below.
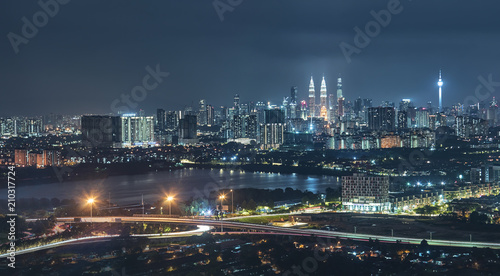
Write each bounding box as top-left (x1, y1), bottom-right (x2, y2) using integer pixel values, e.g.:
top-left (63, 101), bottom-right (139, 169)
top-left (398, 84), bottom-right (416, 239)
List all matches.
top-left (290, 86), bottom-right (297, 104)
top-left (397, 110), bottom-right (409, 129)
top-left (300, 100), bottom-right (308, 120)
top-left (157, 109), bottom-right (166, 133)
top-left (342, 173), bottom-right (390, 212)
top-left (354, 97), bottom-right (363, 115)
top-left (232, 114), bottom-right (257, 139)
top-left (368, 107), bottom-right (396, 131)
top-left (438, 70), bottom-right (443, 113)
top-left (415, 108), bottom-right (430, 128)
top-left (264, 109), bottom-right (285, 124)
top-left (290, 86), bottom-right (298, 119)
top-left (337, 97), bottom-right (345, 117)
top-left (198, 99), bottom-right (208, 126)
top-left (179, 115), bottom-right (198, 145)
top-left (260, 109), bottom-right (285, 149)
top-left (207, 105), bottom-right (215, 126)
top-left (487, 97), bottom-right (498, 127)
top-left (336, 75), bottom-right (343, 99)
top-left (336, 76), bottom-right (344, 118)
top-left (399, 99), bottom-right (412, 112)
top-left (165, 111), bottom-right (178, 132)
top-left (308, 76), bottom-right (315, 117)
top-left (320, 76), bottom-right (328, 120)
top-left (121, 114), bottom-right (155, 146)
top-left (232, 115), bottom-right (244, 138)
top-left (81, 115), bottom-right (122, 148)
top-left (246, 115), bottom-right (257, 138)
top-left (234, 94), bottom-right (240, 108)
top-left (363, 98), bottom-right (373, 109)
top-left (255, 101), bottom-right (267, 124)
top-left (282, 97), bottom-right (289, 118)
top-left (329, 94), bottom-right (336, 121)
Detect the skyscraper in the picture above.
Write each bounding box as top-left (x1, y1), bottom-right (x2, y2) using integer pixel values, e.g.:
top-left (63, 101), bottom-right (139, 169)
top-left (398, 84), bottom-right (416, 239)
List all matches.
top-left (336, 76), bottom-right (344, 118)
top-left (81, 115), bottom-right (122, 148)
top-left (234, 94), bottom-right (240, 108)
top-left (336, 75), bottom-right (343, 99)
top-left (368, 107), bottom-right (396, 131)
top-left (121, 114), bottom-right (155, 147)
top-left (308, 76), bottom-right (315, 118)
top-left (320, 76), bottom-right (328, 120)
top-left (156, 108), bottom-right (166, 133)
top-left (198, 99), bottom-right (208, 126)
top-left (289, 86), bottom-right (298, 119)
top-left (438, 70), bottom-right (443, 113)
top-left (260, 109), bottom-right (285, 150)
top-left (290, 86), bottom-right (298, 104)
top-left (206, 104), bottom-right (215, 126)
top-left (179, 114), bottom-right (198, 144)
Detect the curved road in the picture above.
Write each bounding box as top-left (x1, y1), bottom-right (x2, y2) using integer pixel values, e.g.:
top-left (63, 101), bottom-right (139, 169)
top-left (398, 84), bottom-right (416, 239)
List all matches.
top-left (59, 216), bottom-right (500, 249)
top-left (3, 215), bottom-right (500, 259)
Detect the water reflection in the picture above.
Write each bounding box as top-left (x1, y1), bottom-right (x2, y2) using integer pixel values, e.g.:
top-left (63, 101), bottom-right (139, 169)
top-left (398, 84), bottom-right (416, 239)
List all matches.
top-left (8, 168), bottom-right (340, 205)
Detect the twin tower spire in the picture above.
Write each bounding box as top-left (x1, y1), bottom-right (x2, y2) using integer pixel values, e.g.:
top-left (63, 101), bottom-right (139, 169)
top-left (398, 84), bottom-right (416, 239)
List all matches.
top-left (308, 75), bottom-right (343, 120)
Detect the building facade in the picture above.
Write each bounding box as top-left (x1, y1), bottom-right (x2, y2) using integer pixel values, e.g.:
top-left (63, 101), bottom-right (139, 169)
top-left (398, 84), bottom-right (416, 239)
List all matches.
top-left (342, 173), bottom-right (390, 212)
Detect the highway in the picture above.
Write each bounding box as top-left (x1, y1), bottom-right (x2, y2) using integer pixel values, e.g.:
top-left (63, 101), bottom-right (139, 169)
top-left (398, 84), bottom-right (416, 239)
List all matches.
top-left (0, 225), bottom-right (210, 258)
top-left (3, 215), bottom-right (500, 259)
top-left (59, 216), bottom-right (500, 249)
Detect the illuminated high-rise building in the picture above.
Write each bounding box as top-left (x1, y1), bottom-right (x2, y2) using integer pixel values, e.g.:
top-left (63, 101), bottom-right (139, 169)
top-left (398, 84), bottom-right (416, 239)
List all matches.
top-left (438, 70), bottom-right (443, 113)
top-left (336, 75), bottom-right (343, 99)
top-left (336, 75), bottom-right (344, 118)
top-left (320, 76), bottom-right (328, 120)
top-left (308, 76), bottom-right (315, 117)
top-left (81, 115), bottom-right (122, 148)
top-left (121, 114), bottom-right (155, 147)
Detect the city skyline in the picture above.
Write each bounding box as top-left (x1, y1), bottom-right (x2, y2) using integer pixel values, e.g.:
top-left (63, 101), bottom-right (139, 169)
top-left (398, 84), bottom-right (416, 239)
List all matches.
top-left (2, 1), bottom-right (500, 116)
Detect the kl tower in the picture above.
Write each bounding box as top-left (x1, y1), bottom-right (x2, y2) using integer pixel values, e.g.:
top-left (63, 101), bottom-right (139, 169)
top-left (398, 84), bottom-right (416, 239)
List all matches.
top-left (438, 69), bottom-right (443, 113)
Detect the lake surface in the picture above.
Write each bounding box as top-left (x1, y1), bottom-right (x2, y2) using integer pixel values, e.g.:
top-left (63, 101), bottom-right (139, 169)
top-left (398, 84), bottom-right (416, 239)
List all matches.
top-left (6, 168), bottom-right (340, 205)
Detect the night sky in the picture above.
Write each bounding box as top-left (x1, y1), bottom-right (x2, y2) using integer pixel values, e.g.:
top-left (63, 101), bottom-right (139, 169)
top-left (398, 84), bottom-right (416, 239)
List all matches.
top-left (2, 0), bottom-right (500, 116)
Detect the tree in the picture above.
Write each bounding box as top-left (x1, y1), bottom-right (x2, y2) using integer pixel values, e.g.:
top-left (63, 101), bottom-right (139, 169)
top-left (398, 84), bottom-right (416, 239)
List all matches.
top-left (247, 199), bottom-right (257, 210)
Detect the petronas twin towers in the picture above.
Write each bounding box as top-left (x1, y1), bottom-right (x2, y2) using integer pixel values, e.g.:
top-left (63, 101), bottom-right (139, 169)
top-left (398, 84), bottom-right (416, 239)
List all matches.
top-left (308, 75), bottom-right (343, 120)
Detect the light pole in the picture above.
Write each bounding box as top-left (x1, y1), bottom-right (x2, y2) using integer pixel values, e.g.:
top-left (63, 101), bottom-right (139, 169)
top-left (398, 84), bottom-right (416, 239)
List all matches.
top-left (354, 226), bottom-right (357, 234)
top-left (391, 229), bottom-right (394, 237)
top-left (167, 196), bottom-right (174, 216)
top-left (219, 194), bottom-right (225, 232)
top-left (230, 189), bottom-right (234, 214)
top-left (87, 198), bottom-right (94, 224)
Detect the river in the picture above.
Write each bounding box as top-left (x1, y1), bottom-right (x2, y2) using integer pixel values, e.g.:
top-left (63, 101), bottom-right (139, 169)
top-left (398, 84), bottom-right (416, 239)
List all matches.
top-left (6, 168), bottom-right (340, 205)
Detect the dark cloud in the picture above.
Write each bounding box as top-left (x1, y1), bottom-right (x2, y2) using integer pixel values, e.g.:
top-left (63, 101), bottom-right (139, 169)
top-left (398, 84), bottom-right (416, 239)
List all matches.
top-left (1, 0), bottom-right (500, 116)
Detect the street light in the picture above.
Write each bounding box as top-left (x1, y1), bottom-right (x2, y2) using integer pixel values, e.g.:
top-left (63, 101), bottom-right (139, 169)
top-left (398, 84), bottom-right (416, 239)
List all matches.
top-left (167, 196), bottom-right (174, 216)
top-left (230, 189), bottom-right (233, 214)
top-left (87, 198), bottom-right (95, 224)
top-left (219, 194), bottom-right (225, 232)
